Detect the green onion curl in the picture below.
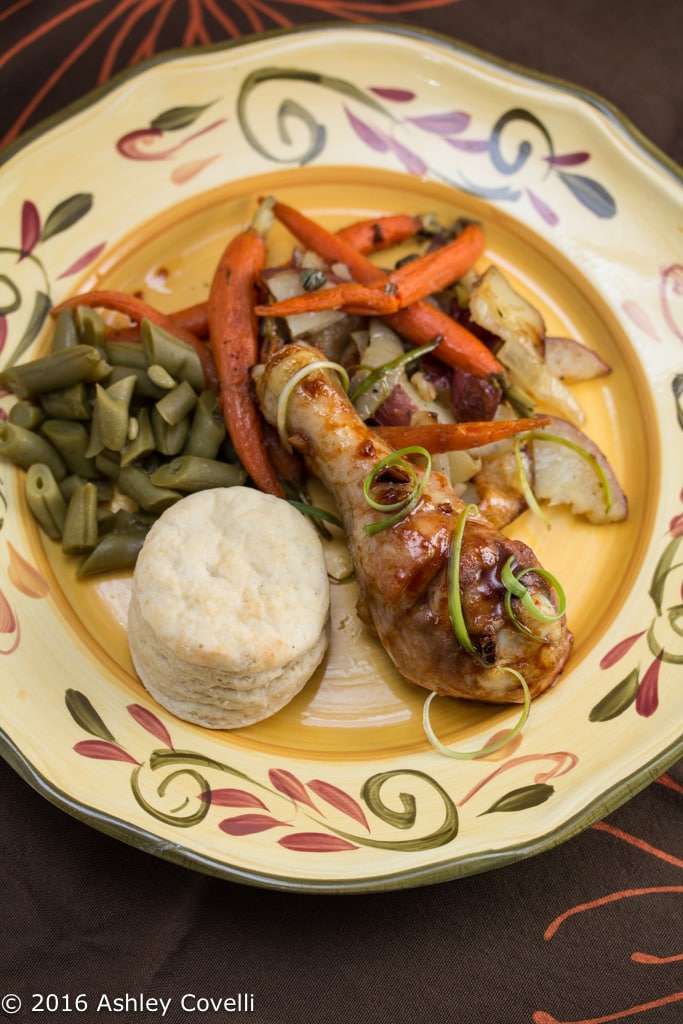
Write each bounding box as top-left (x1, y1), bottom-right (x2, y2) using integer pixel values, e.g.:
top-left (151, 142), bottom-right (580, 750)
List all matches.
top-left (276, 359), bottom-right (350, 452)
top-left (362, 446), bottom-right (431, 536)
top-left (422, 669), bottom-right (531, 760)
top-left (447, 503), bottom-right (479, 654)
top-left (513, 437), bottom-right (550, 528)
top-left (350, 339), bottom-right (440, 404)
top-left (501, 555), bottom-right (567, 638)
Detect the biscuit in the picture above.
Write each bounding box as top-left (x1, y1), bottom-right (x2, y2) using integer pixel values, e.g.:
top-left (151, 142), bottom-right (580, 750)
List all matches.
top-left (128, 486), bottom-right (330, 728)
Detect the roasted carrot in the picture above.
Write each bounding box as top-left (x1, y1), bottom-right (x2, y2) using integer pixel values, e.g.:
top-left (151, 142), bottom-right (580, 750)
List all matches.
top-left (373, 416), bottom-right (551, 454)
top-left (335, 212), bottom-right (432, 254)
top-left (268, 199), bottom-right (503, 380)
top-left (207, 202), bottom-right (284, 498)
top-left (254, 281), bottom-right (400, 318)
top-left (104, 300), bottom-right (210, 342)
top-left (51, 290), bottom-right (218, 390)
top-left (382, 222), bottom-right (484, 305)
top-left (255, 223), bottom-right (484, 319)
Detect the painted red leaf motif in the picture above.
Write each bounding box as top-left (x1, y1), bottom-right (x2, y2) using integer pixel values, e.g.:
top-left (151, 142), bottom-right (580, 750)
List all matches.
top-left (58, 242), bottom-right (107, 279)
top-left (218, 814), bottom-right (287, 836)
top-left (278, 833), bottom-right (358, 852)
top-left (0, 586), bottom-right (16, 633)
top-left (73, 740), bottom-right (140, 764)
top-left (389, 136), bottom-right (427, 176)
top-left (525, 188), bottom-right (559, 227)
top-left (660, 263), bottom-right (683, 343)
top-left (307, 779), bottom-right (369, 831)
top-left (369, 87), bottom-right (415, 102)
top-left (20, 200), bottom-right (41, 258)
top-left (116, 127), bottom-right (165, 159)
top-left (600, 630), bottom-right (646, 669)
top-left (344, 106), bottom-right (390, 153)
top-left (407, 110), bottom-right (470, 135)
top-left (545, 151), bottom-right (590, 167)
top-left (269, 768), bottom-right (319, 812)
top-left (669, 512), bottom-right (683, 538)
top-left (126, 703), bottom-right (174, 749)
top-left (622, 299), bottom-right (660, 342)
top-left (445, 137), bottom-right (490, 153)
top-left (635, 654), bottom-right (662, 717)
top-left (0, 314), bottom-right (7, 355)
top-left (7, 540), bottom-right (49, 598)
top-left (200, 788), bottom-right (268, 810)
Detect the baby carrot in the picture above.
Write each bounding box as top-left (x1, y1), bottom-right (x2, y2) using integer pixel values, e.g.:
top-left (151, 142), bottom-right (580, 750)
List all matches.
top-left (268, 199), bottom-right (502, 380)
top-left (335, 212), bottom-right (430, 254)
top-left (52, 290), bottom-right (217, 389)
top-left (383, 222), bottom-right (485, 305)
top-left (254, 281), bottom-right (400, 318)
top-left (255, 223), bottom-right (484, 319)
top-left (373, 416), bottom-right (551, 454)
top-left (207, 203), bottom-right (284, 498)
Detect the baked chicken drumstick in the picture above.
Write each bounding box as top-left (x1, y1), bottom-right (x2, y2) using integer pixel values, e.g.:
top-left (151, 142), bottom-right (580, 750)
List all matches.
top-left (254, 344), bottom-right (573, 704)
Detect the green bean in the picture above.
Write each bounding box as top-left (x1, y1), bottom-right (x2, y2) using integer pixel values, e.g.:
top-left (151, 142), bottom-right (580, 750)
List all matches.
top-left (0, 345), bottom-right (110, 398)
top-left (120, 406), bottom-right (156, 467)
top-left (147, 364), bottom-right (177, 390)
top-left (39, 381), bottom-right (92, 420)
top-left (59, 473), bottom-right (114, 503)
top-left (87, 374), bottom-right (136, 455)
top-left (94, 449), bottom-right (121, 480)
top-left (0, 421), bottom-right (67, 480)
top-left (25, 463), bottom-right (68, 539)
top-left (107, 507), bottom-right (157, 533)
top-left (151, 405), bottom-right (189, 456)
top-left (150, 455), bottom-right (246, 491)
top-left (76, 529), bottom-right (147, 577)
top-left (74, 306), bottom-right (106, 347)
top-left (184, 390), bottom-right (226, 458)
top-left (141, 318), bottom-right (204, 392)
top-left (108, 364), bottom-right (165, 400)
top-left (118, 465), bottom-right (181, 514)
top-left (8, 400), bottom-right (44, 431)
top-left (105, 341), bottom-right (149, 370)
top-left (155, 379), bottom-right (197, 426)
top-left (51, 309), bottom-right (80, 351)
top-left (41, 419), bottom-right (97, 478)
top-left (61, 481), bottom-right (99, 555)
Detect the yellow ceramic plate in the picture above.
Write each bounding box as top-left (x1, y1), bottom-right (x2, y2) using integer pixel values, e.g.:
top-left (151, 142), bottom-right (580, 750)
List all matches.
top-left (1, 25), bottom-right (682, 892)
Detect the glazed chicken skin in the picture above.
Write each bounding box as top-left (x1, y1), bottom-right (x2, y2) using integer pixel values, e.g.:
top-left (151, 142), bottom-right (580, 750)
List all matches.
top-left (254, 343), bottom-right (573, 704)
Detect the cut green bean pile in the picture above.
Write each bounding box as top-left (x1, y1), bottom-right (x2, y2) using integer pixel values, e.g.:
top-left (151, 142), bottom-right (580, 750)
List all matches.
top-left (0, 308), bottom-right (246, 577)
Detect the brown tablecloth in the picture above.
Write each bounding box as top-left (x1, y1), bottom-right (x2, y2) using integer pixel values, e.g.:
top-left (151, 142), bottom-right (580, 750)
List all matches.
top-left (1, 3), bottom-right (682, 1023)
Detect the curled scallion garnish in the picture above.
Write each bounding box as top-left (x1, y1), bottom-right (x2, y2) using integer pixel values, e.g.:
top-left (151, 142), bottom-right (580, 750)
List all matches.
top-left (501, 555), bottom-right (567, 638)
top-left (350, 339), bottom-right (440, 404)
top-left (276, 360), bottom-right (350, 451)
top-left (422, 669), bottom-right (531, 760)
top-left (447, 503), bottom-right (478, 654)
top-left (363, 445), bottom-right (431, 536)
top-left (513, 437), bottom-right (550, 528)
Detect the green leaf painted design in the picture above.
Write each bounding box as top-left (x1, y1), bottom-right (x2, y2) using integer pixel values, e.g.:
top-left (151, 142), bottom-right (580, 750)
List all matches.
top-left (8, 290), bottom-right (51, 366)
top-left (589, 668), bottom-right (640, 722)
top-left (480, 783), bottom-right (554, 814)
top-left (557, 171), bottom-right (616, 219)
top-left (40, 194), bottom-right (93, 242)
top-left (151, 104), bottom-right (214, 131)
top-left (65, 688), bottom-right (116, 742)
top-left (649, 534), bottom-right (683, 616)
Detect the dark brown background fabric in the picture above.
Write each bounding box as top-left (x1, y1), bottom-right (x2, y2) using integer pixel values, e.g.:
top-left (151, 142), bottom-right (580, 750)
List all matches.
top-left (1, 3), bottom-right (682, 1023)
